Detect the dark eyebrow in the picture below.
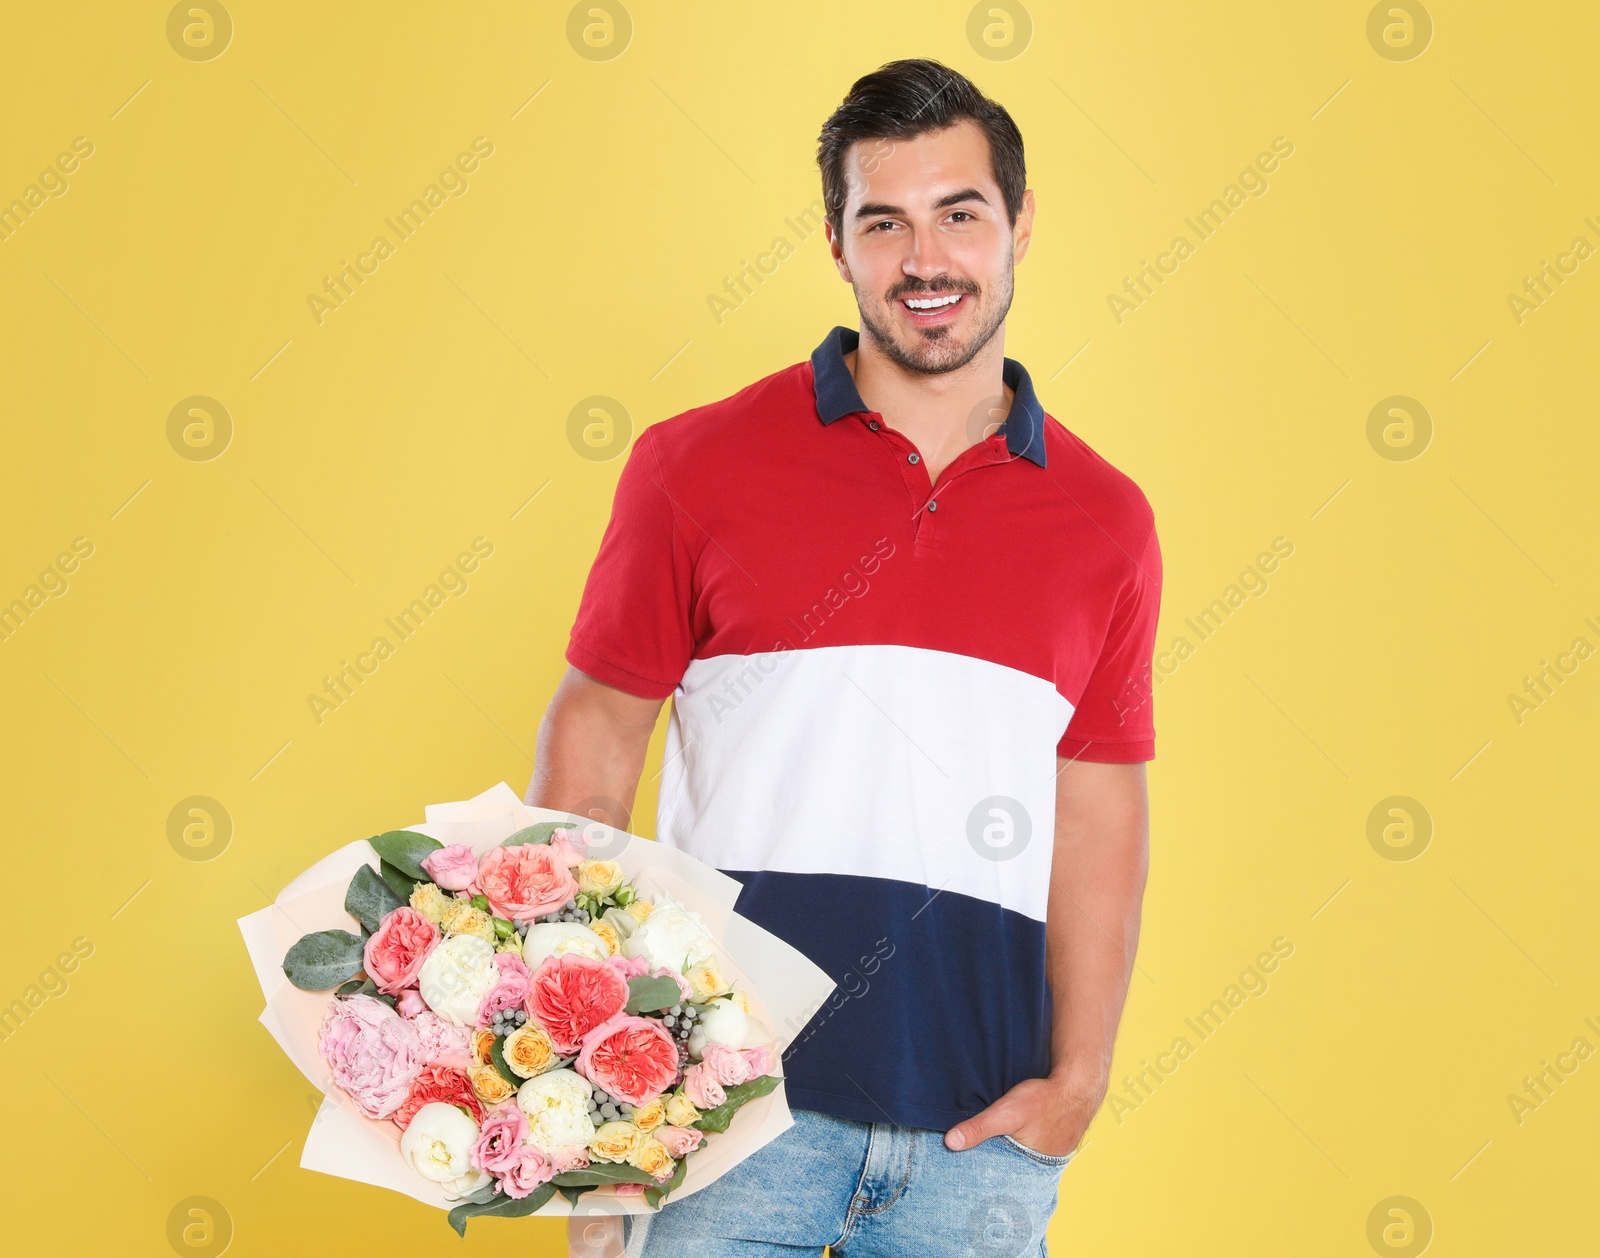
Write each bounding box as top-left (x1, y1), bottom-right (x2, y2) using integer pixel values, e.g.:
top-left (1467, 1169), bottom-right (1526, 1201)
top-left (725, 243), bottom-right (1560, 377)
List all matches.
top-left (853, 188), bottom-right (991, 220)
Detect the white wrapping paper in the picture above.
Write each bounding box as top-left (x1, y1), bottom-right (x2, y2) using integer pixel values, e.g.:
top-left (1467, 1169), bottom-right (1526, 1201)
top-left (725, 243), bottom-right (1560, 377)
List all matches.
top-left (238, 782), bottom-right (836, 1220)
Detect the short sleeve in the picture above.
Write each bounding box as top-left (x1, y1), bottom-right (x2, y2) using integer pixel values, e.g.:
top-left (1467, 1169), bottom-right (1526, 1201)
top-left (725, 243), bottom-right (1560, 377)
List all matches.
top-left (565, 426), bottom-right (698, 699)
top-left (1057, 521), bottom-right (1162, 762)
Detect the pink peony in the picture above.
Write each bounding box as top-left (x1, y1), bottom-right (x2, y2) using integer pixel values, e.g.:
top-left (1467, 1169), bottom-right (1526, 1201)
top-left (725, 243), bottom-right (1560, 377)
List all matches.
top-left (527, 953), bottom-right (629, 1055)
top-left (477, 952), bottom-right (532, 1028)
top-left (500, 1144), bottom-right (556, 1198)
top-left (476, 843), bottom-right (578, 921)
top-left (681, 1061), bottom-right (725, 1111)
top-left (396, 988), bottom-right (427, 1018)
top-left (654, 1125), bottom-right (704, 1159)
top-left (700, 1041), bottom-right (754, 1088)
top-left (319, 995), bottom-right (425, 1119)
top-left (413, 1010), bottom-right (472, 1068)
top-left (362, 907), bottom-right (440, 996)
top-left (576, 1013), bottom-right (681, 1107)
top-left (470, 1104), bottom-right (528, 1174)
top-left (421, 844), bottom-right (479, 891)
top-left (391, 1063), bottom-right (485, 1131)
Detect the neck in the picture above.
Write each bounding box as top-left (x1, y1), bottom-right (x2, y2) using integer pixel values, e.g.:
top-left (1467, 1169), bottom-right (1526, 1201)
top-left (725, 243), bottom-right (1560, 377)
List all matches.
top-left (846, 326), bottom-right (1013, 463)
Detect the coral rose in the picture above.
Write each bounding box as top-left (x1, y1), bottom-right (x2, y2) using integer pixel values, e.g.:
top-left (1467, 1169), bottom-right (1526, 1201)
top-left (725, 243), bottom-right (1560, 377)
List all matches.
top-left (576, 1013), bottom-right (681, 1108)
top-left (526, 953), bottom-right (629, 1055)
top-left (362, 907), bottom-right (440, 996)
top-left (392, 1063), bottom-right (486, 1131)
top-left (476, 843), bottom-right (577, 922)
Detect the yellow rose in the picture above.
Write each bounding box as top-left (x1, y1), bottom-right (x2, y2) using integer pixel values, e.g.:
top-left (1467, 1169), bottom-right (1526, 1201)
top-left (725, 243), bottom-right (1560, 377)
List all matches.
top-left (503, 1022), bottom-right (556, 1079)
top-left (631, 1095), bottom-right (667, 1132)
top-left (629, 899), bottom-right (654, 922)
top-left (663, 1090), bottom-right (700, 1128)
top-left (470, 1028), bottom-right (496, 1067)
top-left (409, 882), bottom-right (451, 926)
top-left (470, 1062), bottom-right (518, 1105)
top-left (589, 919), bottom-right (622, 956)
top-left (588, 1120), bottom-right (644, 1164)
top-left (440, 899), bottom-right (496, 943)
top-left (627, 1137), bottom-right (675, 1182)
top-left (577, 859), bottom-right (624, 898)
top-left (685, 960), bottom-right (732, 1001)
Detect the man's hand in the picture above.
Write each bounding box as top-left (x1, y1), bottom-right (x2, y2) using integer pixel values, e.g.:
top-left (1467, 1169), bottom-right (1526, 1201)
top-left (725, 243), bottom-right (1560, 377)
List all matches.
top-left (943, 1066), bottom-right (1106, 1158)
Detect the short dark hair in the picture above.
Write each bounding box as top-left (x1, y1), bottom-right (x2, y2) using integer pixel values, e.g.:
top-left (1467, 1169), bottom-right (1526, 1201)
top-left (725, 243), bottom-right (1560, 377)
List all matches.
top-left (816, 58), bottom-right (1027, 239)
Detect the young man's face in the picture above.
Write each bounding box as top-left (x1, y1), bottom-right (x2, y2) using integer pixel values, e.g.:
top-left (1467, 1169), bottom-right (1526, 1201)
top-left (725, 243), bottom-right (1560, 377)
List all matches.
top-left (827, 118), bottom-right (1034, 375)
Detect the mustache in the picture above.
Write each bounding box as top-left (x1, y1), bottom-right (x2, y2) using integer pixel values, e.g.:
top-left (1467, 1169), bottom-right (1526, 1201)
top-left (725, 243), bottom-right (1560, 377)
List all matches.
top-left (888, 279), bottom-right (979, 300)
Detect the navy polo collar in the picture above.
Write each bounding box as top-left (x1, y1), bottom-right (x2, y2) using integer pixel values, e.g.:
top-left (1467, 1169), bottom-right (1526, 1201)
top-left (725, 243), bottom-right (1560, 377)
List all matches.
top-left (809, 325), bottom-right (1048, 468)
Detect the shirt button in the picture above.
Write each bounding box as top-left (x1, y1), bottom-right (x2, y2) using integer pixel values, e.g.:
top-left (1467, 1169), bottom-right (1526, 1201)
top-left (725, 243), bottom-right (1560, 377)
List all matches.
top-left (868, 420), bottom-right (880, 431)
top-left (907, 452), bottom-right (920, 464)
top-left (927, 499), bottom-right (938, 512)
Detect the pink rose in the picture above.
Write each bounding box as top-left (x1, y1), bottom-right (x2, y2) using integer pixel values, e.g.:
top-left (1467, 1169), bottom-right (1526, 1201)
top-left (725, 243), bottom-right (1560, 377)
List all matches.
top-left (740, 1043), bottom-right (777, 1078)
top-left (500, 1145), bottom-right (556, 1199)
top-left (420, 843), bottom-right (479, 891)
top-left (548, 827), bottom-right (587, 868)
top-left (362, 907), bottom-right (439, 996)
top-left (700, 1041), bottom-right (754, 1088)
top-left (396, 988), bottom-right (427, 1018)
top-left (654, 1125), bottom-right (704, 1158)
top-left (471, 1104), bottom-right (528, 1174)
top-left (576, 1013), bottom-right (681, 1107)
top-left (613, 1182), bottom-right (646, 1197)
top-left (413, 1010), bottom-right (472, 1068)
top-left (476, 843), bottom-right (578, 922)
top-left (318, 995), bottom-right (425, 1119)
top-left (682, 1061), bottom-right (725, 1111)
top-left (607, 953), bottom-right (652, 980)
top-left (527, 953), bottom-right (629, 1055)
top-left (477, 952), bottom-right (532, 1028)
top-left (549, 1143), bottom-right (591, 1173)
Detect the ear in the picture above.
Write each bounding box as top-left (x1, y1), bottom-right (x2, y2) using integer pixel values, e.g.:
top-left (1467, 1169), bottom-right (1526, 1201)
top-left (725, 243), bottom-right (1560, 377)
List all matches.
top-left (824, 218), bottom-right (854, 283)
top-left (1011, 188), bottom-right (1036, 264)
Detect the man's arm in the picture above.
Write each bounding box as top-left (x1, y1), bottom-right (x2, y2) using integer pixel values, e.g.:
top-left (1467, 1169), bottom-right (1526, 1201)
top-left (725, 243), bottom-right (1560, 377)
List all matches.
top-left (524, 665), bottom-right (667, 830)
top-left (945, 757), bottom-right (1150, 1156)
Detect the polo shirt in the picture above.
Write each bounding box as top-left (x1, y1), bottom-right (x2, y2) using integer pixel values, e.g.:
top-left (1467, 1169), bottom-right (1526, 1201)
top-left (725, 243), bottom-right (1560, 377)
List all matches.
top-left (565, 325), bottom-right (1162, 1131)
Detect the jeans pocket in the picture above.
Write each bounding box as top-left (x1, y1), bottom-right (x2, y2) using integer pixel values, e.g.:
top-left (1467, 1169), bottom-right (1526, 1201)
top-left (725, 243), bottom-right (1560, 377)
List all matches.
top-left (999, 1133), bottom-right (1076, 1168)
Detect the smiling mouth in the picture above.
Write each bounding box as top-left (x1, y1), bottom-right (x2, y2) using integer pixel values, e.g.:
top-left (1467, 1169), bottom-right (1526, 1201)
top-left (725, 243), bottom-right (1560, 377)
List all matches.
top-left (898, 292), bottom-right (968, 321)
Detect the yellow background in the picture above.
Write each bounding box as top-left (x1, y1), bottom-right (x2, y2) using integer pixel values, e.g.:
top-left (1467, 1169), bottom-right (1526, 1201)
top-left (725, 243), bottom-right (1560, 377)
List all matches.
top-left (2, 1), bottom-right (1595, 1254)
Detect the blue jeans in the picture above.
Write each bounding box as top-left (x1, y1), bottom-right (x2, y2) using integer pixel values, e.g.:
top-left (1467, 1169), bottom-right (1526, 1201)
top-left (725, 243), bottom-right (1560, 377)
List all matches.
top-left (622, 1107), bottom-right (1075, 1256)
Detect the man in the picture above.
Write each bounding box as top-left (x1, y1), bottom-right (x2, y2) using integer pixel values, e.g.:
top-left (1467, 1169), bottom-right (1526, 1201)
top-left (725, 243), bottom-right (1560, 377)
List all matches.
top-left (532, 58), bottom-right (1161, 1257)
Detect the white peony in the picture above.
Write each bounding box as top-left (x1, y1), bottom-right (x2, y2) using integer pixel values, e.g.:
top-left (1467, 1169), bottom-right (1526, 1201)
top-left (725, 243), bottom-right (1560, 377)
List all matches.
top-left (517, 1067), bottom-right (597, 1153)
top-left (623, 892), bottom-right (717, 973)
top-left (399, 1102), bottom-right (491, 1200)
top-left (416, 932), bottom-right (498, 1026)
top-left (521, 921), bottom-right (609, 970)
top-left (687, 994), bottom-right (775, 1059)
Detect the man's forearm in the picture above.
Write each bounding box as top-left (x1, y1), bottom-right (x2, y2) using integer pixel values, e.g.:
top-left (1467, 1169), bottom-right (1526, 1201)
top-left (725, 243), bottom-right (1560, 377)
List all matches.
top-left (524, 667), bottom-right (663, 829)
top-left (1044, 760), bottom-right (1150, 1089)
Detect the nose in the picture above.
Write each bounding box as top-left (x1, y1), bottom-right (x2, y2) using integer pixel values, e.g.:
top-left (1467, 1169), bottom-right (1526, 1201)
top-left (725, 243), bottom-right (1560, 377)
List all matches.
top-left (901, 226), bottom-right (954, 285)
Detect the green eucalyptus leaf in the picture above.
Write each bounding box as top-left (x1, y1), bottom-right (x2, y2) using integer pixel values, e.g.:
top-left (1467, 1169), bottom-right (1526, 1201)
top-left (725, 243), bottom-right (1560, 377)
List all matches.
top-left (446, 1181), bottom-right (556, 1236)
top-left (488, 1036), bottom-right (522, 1087)
top-left (282, 930), bottom-right (366, 991)
top-left (691, 1074), bottom-right (781, 1134)
top-left (624, 975), bottom-right (682, 1016)
top-left (552, 1163), bottom-right (658, 1187)
top-left (345, 864), bottom-right (407, 933)
top-left (500, 821), bottom-right (579, 847)
top-left (377, 858), bottom-right (420, 901)
top-left (643, 1152), bottom-right (688, 1209)
top-left (367, 829), bottom-right (443, 881)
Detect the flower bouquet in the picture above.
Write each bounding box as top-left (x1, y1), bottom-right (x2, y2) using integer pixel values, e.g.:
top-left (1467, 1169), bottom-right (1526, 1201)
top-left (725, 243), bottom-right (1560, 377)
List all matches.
top-left (238, 783), bottom-right (834, 1235)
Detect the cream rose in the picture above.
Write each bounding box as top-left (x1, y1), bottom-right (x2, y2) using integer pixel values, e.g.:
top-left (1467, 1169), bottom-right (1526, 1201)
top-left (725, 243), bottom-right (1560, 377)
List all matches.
top-left (663, 1089), bottom-right (701, 1128)
top-left (588, 1119), bottom-right (644, 1164)
top-left (417, 933), bottom-right (498, 1026)
top-left (399, 1101), bottom-right (491, 1200)
top-left (503, 1021), bottom-right (556, 1079)
top-left (469, 1062), bottom-right (518, 1106)
top-left (589, 919), bottom-right (623, 956)
top-left (684, 957), bottom-right (732, 1001)
top-left (576, 859), bottom-right (624, 898)
top-left (627, 1136), bottom-right (675, 1182)
top-left (521, 921), bottom-right (610, 969)
top-left (409, 882), bottom-right (452, 926)
top-left (630, 1095), bottom-right (667, 1132)
top-left (516, 1067), bottom-right (596, 1153)
top-left (439, 899), bottom-right (497, 943)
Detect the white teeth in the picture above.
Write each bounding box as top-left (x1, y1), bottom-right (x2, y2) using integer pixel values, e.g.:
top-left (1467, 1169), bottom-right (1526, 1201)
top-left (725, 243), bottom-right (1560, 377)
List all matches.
top-left (905, 294), bottom-right (962, 310)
